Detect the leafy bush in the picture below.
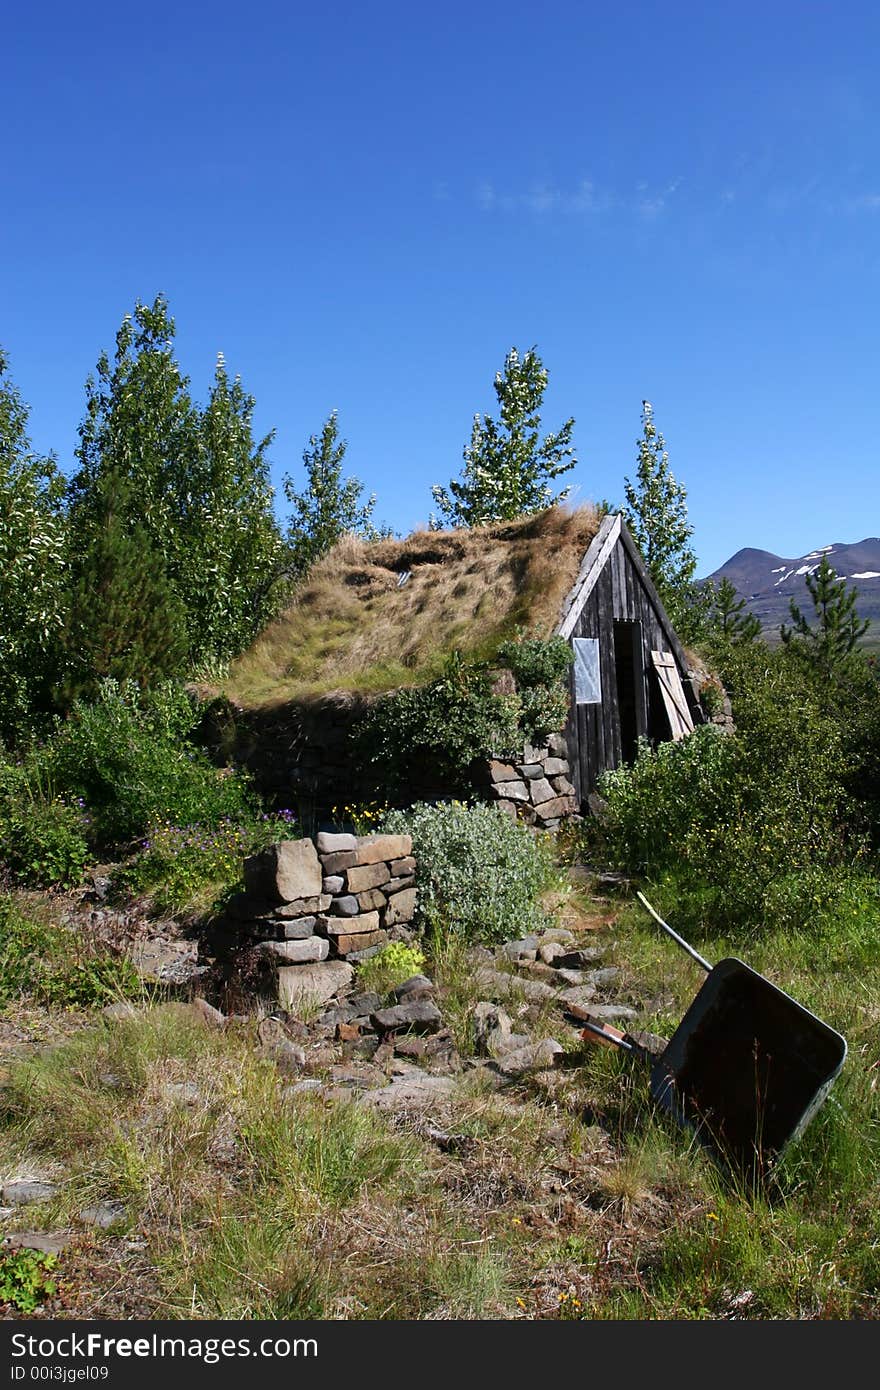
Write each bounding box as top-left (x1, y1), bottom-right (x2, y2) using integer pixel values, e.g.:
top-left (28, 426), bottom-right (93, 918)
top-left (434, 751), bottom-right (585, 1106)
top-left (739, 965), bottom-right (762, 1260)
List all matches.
top-left (0, 1248), bottom-right (58, 1312)
top-left (0, 895), bottom-right (141, 1008)
top-left (120, 810), bottom-right (297, 913)
top-left (355, 655), bottom-right (522, 794)
top-left (0, 772), bottom-right (89, 888)
top-left (496, 634), bottom-right (573, 688)
top-left (45, 679), bottom-right (257, 846)
top-left (356, 638), bottom-right (573, 792)
top-left (516, 682), bottom-right (571, 745)
top-left (590, 645), bottom-right (867, 936)
top-left (382, 801), bottom-right (557, 944)
top-left (354, 942), bottom-right (426, 996)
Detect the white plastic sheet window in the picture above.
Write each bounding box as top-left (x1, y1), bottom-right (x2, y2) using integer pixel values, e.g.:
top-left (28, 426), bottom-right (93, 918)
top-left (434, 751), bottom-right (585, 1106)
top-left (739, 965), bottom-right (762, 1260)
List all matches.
top-left (573, 637), bottom-right (601, 704)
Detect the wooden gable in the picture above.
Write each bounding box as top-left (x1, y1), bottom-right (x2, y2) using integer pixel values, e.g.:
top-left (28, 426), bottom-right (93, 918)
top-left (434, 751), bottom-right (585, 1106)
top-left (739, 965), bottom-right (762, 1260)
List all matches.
top-left (554, 513), bottom-right (700, 800)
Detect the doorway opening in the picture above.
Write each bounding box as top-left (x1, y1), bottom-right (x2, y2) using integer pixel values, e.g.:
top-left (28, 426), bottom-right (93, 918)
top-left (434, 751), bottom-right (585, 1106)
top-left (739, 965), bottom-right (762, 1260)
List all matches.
top-left (613, 620), bottom-right (645, 763)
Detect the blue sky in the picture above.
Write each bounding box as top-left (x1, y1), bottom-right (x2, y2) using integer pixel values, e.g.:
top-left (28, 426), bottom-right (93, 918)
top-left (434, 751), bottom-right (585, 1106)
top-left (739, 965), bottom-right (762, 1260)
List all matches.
top-left (4, 0), bottom-right (879, 574)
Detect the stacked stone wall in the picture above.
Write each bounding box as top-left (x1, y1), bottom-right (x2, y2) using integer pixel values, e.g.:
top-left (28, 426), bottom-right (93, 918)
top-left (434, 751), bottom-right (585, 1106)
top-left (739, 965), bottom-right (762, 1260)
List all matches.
top-left (225, 831), bottom-right (416, 1009)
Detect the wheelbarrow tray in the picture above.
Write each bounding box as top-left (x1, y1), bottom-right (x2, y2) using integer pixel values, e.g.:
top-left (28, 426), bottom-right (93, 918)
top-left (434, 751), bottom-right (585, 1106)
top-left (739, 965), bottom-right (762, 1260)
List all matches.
top-left (647, 957), bottom-right (847, 1170)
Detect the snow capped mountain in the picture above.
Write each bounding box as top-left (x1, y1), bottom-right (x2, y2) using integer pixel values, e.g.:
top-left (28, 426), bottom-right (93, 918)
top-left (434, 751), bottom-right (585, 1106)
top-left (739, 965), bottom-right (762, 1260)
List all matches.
top-left (706, 538), bottom-right (880, 640)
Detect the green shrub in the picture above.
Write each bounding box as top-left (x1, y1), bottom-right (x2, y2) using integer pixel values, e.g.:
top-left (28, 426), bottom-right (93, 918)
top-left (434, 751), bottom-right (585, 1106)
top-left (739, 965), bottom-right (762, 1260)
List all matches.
top-left (355, 638), bottom-right (573, 792)
top-left (354, 942), bottom-right (426, 996)
top-left (0, 776), bottom-right (89, 888)
top-left (496, 634), bottom-right (573, 688)
top-left (355, 654), bottom-right (522, 794)
top-left (382, 800), bottom-right (557, 944)
top-left (0, 895), bottom-right (141, 1008)
top-left (0, 1248), bottom-right (58, 1312)
top-left (45, 679), bottom-right (257, 846)
top-left (590, 644), bottom-right (865, 936)
top-left (120, 810), bottom-right (298, 913)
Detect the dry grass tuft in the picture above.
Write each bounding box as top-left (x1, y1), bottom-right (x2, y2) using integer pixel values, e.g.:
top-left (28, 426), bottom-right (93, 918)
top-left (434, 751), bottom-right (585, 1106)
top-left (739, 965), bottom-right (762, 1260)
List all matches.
top-left (225, 505), bottom-right (600, 707)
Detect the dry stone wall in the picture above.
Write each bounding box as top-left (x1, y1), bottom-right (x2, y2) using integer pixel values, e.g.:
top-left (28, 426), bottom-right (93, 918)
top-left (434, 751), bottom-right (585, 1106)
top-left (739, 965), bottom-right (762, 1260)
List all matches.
top-left (209, 697), bottom-right (582, 827)
top-left (477, 732), bottom-right (578, 830)
top-left (226, 831), bottom-right (416, 1009)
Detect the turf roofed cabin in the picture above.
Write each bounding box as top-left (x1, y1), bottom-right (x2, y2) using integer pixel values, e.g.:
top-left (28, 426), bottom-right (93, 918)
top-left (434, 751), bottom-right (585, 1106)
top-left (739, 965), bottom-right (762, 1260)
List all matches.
top-left (222, 506), bottom-right (703, 815)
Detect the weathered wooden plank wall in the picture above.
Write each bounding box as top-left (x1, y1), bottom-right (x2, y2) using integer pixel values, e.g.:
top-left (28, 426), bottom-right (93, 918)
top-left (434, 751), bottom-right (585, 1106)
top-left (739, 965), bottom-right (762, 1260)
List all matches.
top-left (564, 535), bottom-right (698, 801)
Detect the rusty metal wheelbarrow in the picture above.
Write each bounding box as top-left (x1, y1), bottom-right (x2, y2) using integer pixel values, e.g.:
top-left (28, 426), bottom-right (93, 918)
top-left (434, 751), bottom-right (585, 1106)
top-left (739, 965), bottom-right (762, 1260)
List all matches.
top-left (579, 893), bottom-right (847, 1177)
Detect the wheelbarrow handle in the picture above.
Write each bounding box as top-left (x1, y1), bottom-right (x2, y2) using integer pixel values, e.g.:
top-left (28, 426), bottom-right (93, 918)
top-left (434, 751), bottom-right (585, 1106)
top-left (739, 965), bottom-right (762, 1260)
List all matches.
top-left (579, 1018), bottom-right (639, 1053)
top-left (636, 892), bottom-right (713, 973)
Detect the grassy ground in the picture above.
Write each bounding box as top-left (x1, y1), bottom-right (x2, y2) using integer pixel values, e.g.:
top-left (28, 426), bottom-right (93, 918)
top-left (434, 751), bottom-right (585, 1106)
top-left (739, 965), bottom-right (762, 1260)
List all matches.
top-left (0, 874), bottom-right (877, 1320)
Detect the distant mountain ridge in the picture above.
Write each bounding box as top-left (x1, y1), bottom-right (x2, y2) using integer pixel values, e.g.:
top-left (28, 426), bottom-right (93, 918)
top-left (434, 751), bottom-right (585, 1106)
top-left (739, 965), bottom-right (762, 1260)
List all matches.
top-left (706, 537), bottom-right (880, 642)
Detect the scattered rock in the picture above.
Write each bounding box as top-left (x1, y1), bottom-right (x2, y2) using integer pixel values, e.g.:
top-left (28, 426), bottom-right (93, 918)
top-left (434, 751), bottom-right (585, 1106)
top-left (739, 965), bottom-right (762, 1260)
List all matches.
top-left (190, 997), bottom-right (225, 1029)
top-left (336, 1021), bottom-right (364, 1043)
top-left (393, 975), bottom-right (435, 1001)
top-left (3, 1232), bottom-right (71, 1254)
top-left (270, 1040), bottom-right (307, 1075)
top-left (555, 947), bottom-right (605, 968)
top-left (625, 1030), bottom-right (667, 1057)
top-left (474, 965), bottom-right (560, 1003)
top-left (585, 966), bottom-right (622, 987)
top-left (102, 1001), bottom-right (138, 1023)
top-left (160, 1080), bottom-right (202, 1106)
top-left (558, 985), bottom-right (598, 1011)
top-left (79, 1202), bottom-right (126, 1230)
top-left (579, 1003), bottom-right (639, 1022)
top-left (540, 926), bottom-right (577, 945)
top-left (491, 1038), bottom-right (564, 1076)
top-left (257, 1016), bottom-right (287, 1047)
top-left (277, 960), bottom-right (353, 1011)
top-left (330, 1062), bottom-right (387, 1090)
top-left (2, 1181), bottom-right (60, 1206)
top-left (500, 936), bottom-right (540, 961)
top-left (472, 1001), bottom-right (513, 1056)
top-left (349, 991), bottom-right (383, 1015)
top-left (359, 1073), bottom-right (457, 1112)
top-left (129, 938), bottom-right (203, 985)
top-left (371, 1000), bottom-right (443, 1034)
top-left (553, 968), bottom-right (589, 986)
top-left (489, 1030), bottom-right (532, 1055)
top-left (538, 940), bottom-right (568, 965)
top-left (283, 1079), bottom-right (324, 1098)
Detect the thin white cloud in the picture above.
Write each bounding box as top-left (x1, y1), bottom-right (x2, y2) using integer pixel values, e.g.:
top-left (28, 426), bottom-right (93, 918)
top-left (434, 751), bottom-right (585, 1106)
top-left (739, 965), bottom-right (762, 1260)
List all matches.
top-left (636, 178), bottom-right (682, 219)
